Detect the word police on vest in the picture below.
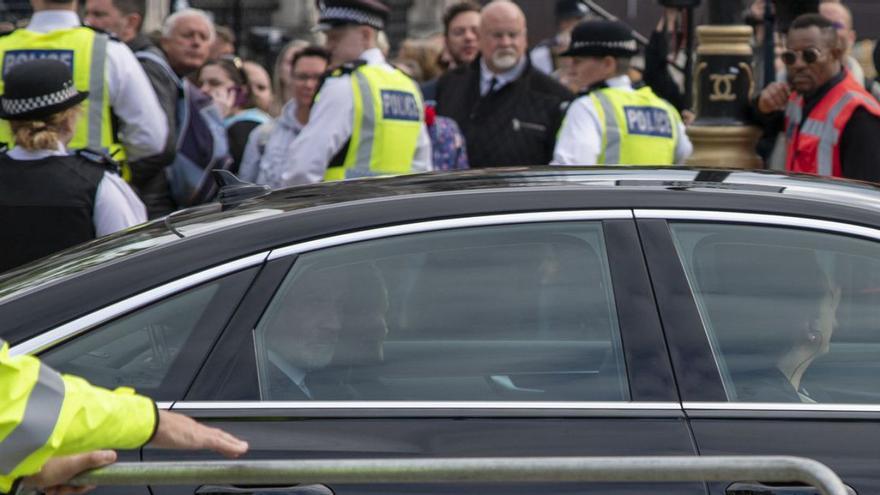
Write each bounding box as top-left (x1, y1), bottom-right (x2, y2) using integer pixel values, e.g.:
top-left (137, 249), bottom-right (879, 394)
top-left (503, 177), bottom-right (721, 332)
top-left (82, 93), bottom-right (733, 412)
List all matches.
top-left (4, 50), bottom-right (75, 75)
top-left (624, 106), bottom-right (673, 138)
top-left (381, 90), bottom-right (420, 121)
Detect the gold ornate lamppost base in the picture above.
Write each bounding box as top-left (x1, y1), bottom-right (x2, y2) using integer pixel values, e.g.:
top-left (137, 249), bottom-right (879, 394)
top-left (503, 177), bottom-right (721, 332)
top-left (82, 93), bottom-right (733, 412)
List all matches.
top-left (686, 126), bottom-right (763, 169)
top-left (687, 24), bottom-right (762, 169)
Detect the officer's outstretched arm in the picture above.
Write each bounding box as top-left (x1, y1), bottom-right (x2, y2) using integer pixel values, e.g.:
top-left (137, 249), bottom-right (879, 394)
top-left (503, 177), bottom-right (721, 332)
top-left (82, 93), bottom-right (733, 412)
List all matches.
top-left (0, 342), bottom-right (248, 493)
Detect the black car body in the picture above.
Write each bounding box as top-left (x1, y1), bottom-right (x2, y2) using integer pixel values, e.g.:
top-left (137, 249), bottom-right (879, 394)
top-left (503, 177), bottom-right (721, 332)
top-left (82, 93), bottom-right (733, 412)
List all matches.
top-left (3, 168), bottom-right (880, 495)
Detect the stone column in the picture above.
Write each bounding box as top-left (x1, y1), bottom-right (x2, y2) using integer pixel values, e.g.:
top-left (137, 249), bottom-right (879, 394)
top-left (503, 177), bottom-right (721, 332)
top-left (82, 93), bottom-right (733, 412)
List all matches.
top-left (686, 0), bottom-right (763, 169)
top-left (144, 0), bottom-right (170, 33)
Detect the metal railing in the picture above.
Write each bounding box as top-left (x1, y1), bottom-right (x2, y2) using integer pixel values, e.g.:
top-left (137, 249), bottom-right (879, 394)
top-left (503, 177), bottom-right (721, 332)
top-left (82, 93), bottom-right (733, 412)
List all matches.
top-left (71, 456), bottom-right (848, 495)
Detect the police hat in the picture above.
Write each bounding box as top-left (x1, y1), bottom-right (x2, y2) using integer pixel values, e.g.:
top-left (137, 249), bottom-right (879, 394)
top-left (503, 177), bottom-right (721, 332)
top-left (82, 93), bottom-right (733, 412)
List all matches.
top-left (556, 0), bottom-right (589, 21)
top-left (0, 59), bottom-right (88, 121)
top-left (314, 0), bottom-right (390, 32)
top-left (561, 19), bottom-right (640, 58)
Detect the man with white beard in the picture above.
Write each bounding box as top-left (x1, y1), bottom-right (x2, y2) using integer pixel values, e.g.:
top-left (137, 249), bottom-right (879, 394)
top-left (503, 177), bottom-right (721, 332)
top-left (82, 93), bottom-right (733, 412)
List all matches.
top-left (434, 0), bottom-right (573, 168)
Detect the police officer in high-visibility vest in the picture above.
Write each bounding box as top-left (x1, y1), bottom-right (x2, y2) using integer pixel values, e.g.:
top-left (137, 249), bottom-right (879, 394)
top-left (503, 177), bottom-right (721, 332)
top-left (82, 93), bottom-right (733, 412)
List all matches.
top-left (0, 0), bottom-right (167, 175)
top-left (552, 20), bottom-right (692, 166)
top-left (264, 0), bottom-right (432, 186)
top-left (0, 335), bottom-right (248, 494)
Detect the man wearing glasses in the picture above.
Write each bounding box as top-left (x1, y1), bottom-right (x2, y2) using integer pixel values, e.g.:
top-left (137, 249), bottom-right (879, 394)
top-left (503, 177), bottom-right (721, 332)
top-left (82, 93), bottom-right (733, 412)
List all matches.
top-left (756, 14), bottom-right (880, 182)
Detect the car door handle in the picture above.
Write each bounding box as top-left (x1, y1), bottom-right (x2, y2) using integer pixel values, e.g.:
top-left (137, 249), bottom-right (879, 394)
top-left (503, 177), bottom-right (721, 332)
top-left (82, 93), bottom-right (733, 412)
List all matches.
top-left (196, 484), bottom-right (333, 495)
top-left (726, 481), bottom-right (857, 495)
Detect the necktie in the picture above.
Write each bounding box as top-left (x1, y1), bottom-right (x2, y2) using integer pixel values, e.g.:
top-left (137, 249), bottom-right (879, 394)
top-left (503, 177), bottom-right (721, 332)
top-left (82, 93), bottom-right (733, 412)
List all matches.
top-left (486, 76), bottom-right (499, 96)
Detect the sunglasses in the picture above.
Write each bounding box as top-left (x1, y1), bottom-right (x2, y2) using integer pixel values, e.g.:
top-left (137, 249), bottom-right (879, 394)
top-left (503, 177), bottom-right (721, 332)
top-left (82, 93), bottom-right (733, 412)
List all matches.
top-left (781, 47), bottom-right (822, 66)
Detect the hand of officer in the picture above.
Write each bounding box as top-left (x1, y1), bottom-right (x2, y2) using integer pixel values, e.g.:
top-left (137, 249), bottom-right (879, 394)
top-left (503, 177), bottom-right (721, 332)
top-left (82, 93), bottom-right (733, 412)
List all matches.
top-left (758, 82), bottom-right (791, 114)
top-left (21, 450), bottom-right (117, 495)
top-left (149, 410), bottom-right (249, 458)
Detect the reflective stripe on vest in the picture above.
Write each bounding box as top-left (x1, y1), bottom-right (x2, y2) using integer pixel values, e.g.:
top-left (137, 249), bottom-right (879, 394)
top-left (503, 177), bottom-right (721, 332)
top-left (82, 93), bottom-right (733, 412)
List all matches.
top-left (0, 351), bottom-right (65, 473)
top-left (324, 65), bottom-right (423, 181)
top-left (0, 28), bottom-right (123, 160)
top-left (785, 72), bottom-right (880, 177)
top-left (590, 86), bottom-right (680, 165)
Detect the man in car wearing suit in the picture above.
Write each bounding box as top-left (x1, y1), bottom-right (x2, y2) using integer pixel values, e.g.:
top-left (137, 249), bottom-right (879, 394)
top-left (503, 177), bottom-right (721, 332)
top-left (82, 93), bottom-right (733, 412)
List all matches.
top-left (264, 263), bottom-right (389, 400)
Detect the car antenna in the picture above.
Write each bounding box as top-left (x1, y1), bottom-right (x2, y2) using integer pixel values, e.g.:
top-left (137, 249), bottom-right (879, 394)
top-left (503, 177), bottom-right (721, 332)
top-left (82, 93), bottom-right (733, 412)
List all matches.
top-left (212, 170), bottom-right (272, 210)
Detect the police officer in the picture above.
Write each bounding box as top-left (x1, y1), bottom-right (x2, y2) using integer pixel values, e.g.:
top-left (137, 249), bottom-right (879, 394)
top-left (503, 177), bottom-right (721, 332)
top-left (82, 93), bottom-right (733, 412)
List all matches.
top-left (552, 20), bottom-right (692, 166)
top-left (0, 59), bottom-right (145, 272)
top-left (0, 0), bottom-right (167, 174)
top-left (264, 0), bottom-right (432, 186)
top-left (529, 0), bottom-right (590, 77)
top-left (0, 334), bottom-right (248, 494)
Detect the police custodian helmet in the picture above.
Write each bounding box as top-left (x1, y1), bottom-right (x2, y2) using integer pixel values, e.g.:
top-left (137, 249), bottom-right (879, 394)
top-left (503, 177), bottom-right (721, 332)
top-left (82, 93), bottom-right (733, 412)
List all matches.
top-left (0, 59), bottom-right (88, 121)
top-left (315, 0), bottom-right (391, 31)
top-left (561, 19), bottom-right (640, 58)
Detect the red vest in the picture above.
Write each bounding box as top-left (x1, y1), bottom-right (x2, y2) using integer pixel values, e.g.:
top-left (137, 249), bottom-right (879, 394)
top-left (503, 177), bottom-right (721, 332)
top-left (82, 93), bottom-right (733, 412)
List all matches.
top-left (784, 72), bottom-right (880, 177)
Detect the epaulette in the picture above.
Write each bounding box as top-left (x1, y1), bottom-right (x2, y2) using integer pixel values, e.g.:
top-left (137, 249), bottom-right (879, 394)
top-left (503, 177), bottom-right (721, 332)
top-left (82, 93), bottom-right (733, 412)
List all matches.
top-left (330, 59), bottom-right (367, 77)
top-left (81, 24), bottom-right (120, 42)
top-left (76, 148), bottom-right (120, 174)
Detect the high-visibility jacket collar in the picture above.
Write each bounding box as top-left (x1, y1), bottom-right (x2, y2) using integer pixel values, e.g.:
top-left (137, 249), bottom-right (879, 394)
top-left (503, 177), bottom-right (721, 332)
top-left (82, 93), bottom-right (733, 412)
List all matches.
top-left (784, 71), bottom-right (880, 177)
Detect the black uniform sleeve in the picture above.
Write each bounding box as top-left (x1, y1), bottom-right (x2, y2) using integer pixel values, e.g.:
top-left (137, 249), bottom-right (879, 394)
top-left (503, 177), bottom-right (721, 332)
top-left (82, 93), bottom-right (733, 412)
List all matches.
top-left (839, 107), bottom-right (880, 183)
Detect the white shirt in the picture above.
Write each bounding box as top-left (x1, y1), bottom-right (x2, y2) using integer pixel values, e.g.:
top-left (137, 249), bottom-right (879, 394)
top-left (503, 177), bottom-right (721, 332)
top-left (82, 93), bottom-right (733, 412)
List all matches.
top-left (268, 350), bottom-right (311, 399)
top-left (8, 144), bottom-right (147, 236)
top-left (479, 56), bottom-right (527, 96)
top-left (25, 11), bottom-right (168, 161)
top-left (275, 48), bottom-right (432, 187)
top-left (552, 75), bottom-right (693, 166)
top-left (241, 99), bottom-right (306, 187)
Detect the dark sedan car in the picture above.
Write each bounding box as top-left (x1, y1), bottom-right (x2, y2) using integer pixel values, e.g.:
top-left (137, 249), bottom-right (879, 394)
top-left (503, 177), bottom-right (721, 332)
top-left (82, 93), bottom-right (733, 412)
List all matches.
top-left (3, 168), bottom-right (880, 495)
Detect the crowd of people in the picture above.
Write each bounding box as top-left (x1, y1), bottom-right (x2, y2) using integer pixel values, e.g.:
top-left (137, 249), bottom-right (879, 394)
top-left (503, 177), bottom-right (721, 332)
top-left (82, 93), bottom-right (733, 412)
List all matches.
top-left (1, 0), bottom-right (880, 267)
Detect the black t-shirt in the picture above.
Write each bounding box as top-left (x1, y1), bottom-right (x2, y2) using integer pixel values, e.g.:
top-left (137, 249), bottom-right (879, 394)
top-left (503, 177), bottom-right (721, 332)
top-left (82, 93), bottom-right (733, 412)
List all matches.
top-left (227, 120), bottom-right (261, 174)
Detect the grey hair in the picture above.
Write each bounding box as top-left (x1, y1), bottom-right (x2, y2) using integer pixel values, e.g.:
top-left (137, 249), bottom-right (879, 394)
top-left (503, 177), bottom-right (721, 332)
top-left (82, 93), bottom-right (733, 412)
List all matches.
top-left (161, 8), bottom-right (216, 42)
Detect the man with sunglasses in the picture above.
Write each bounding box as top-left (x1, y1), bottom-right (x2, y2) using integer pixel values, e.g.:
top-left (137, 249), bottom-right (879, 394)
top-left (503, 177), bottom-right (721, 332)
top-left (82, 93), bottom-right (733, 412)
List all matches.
top-left (757, 14), bottom-right (880, 182)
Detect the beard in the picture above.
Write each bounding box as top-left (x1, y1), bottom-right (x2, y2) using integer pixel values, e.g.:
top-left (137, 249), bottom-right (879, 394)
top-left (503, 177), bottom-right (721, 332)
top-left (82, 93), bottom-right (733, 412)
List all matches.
top-left (491, 49), bottom-right (520, 71)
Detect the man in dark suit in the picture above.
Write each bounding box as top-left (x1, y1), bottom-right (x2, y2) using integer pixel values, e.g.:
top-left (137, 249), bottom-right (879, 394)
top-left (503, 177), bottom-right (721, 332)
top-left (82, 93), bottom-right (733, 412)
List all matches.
top-left (434, 0), bottom-right (574, 167)
top-left (263, 262), bottom-right (390, 400)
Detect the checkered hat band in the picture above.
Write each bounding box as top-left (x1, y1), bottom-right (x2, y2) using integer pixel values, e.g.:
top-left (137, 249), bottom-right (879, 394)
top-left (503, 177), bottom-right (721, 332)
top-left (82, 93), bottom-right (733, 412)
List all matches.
top-left (571, 40), bottom-right (638, 52)
top-left (321, 6), bottom-right (384, 29)
top-left (2, 83), bottom-right (79, 116)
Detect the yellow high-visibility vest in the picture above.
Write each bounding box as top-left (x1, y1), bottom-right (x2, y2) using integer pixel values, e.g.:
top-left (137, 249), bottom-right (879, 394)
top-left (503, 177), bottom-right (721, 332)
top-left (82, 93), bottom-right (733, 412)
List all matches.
top-left (0, 340), bottom-right (155, 492)
top-left (589, 86), bottom-right (681, 165)
top-left (324, 64), bottom-right (424, 181)
top-left (0, 27), bottom-right (126, 164)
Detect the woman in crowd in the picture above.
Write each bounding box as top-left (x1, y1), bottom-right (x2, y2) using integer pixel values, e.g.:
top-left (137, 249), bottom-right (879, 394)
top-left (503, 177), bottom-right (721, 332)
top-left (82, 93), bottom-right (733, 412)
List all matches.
top-left (197, 57), bottom-right (272, 172)
top-left (272, 39), bottom-right (310, 115)
top-left (0, 59), bottom-right (146, 272)
top-left (243, 60), bottom-right (275, 116)
top-left (239, 46), bottom-right (330, 186)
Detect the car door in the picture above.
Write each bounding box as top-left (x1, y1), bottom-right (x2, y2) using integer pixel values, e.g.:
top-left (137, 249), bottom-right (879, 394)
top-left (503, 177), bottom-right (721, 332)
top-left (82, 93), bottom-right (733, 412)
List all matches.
top-left (638, 210), bottom-right (880, 495)
top-left (8, 260), bottom-right (261, 495)
top-left (149, 211), bottom-right (704, 495)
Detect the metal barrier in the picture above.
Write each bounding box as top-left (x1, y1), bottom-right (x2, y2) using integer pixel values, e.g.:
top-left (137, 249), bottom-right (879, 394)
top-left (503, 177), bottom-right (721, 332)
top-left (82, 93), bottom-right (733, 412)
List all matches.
top-left (72, 456), bottom-right (848, 495)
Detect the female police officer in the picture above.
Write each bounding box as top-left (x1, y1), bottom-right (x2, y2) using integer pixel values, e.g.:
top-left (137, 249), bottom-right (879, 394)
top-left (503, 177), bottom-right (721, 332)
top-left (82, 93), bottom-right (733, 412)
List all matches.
top-left (0, 59), bottom-right (146, 272)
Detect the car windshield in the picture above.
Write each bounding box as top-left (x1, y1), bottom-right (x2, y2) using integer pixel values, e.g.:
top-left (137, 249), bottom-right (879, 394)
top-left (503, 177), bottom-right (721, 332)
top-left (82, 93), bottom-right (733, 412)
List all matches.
top-left (0, 221), bottom-right (179, 303)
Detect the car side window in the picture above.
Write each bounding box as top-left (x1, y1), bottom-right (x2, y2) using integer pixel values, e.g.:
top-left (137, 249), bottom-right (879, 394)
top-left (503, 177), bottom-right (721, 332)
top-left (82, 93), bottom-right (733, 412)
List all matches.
top-left (254, 222), bottom-right (629, 401)
top-left (670, 222), bottom-right (880, 404)
top-left (40, 271), bottom-right (255, 401)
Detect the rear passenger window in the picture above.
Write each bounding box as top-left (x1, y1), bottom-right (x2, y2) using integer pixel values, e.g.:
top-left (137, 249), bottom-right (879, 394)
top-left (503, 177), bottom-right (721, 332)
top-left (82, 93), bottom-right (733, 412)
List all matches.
top-left (254, 222), bottom-right (629, 401)
top-left (670, 222), bottom-right (880, 404)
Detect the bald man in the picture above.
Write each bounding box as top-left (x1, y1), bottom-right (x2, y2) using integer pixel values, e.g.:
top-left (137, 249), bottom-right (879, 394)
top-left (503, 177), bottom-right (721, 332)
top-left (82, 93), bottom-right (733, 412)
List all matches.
top-left (820, 1), bottom-right (865, 86)
top-left (434, 0), bottom-right (573, 168)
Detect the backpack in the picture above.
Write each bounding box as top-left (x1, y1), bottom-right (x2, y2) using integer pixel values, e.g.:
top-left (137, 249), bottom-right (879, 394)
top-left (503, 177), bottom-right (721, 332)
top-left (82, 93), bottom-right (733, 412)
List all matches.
top-left (135, 50), bottom-right (231, 207)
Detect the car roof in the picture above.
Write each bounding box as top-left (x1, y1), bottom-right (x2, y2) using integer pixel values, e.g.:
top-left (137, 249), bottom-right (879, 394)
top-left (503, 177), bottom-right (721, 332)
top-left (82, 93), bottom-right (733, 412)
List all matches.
top-left (170, 167), bottom-right (880, 232)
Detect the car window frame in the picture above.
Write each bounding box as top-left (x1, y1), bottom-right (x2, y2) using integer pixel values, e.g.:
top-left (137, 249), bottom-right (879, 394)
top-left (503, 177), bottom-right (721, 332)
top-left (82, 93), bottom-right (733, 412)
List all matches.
top-left (636, 209), bottom-right (880, 413)
top-left (186, 210), bottom-right (681, 413)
